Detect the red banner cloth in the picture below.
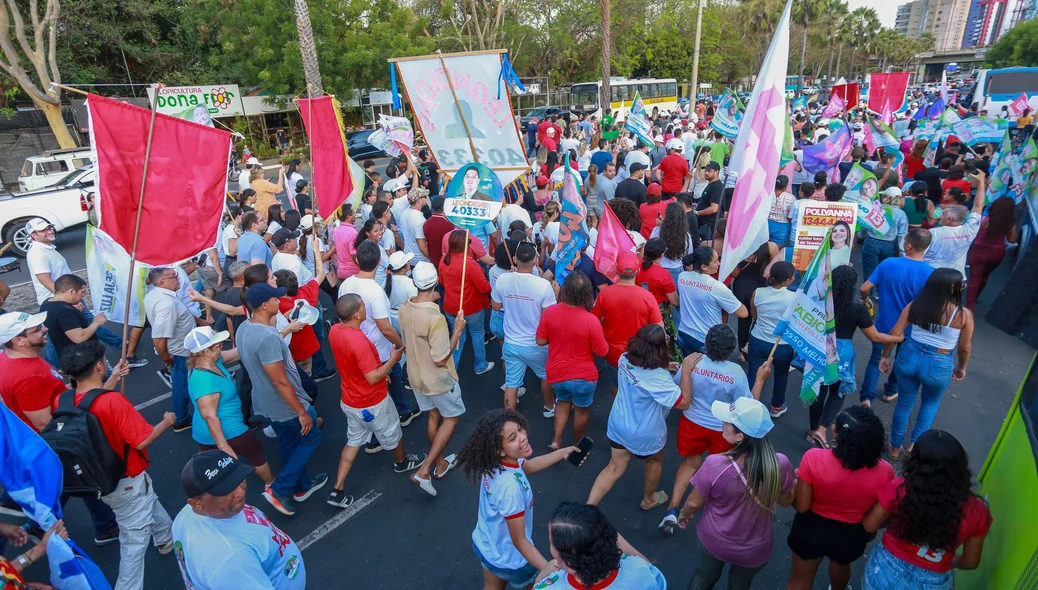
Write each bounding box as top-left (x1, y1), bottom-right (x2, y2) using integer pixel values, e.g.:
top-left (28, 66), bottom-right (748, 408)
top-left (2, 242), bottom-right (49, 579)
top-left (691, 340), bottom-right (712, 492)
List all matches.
top-left (868, 73), bottom-right (910, 112)
top-left (830, 83), bottom-right (860, 112)
top-left (593, 201), bottom-right (636, 283)
top-left (89, 94), bottom-right (230, 266)
top-left (298, 96), bottom-right (362, 216)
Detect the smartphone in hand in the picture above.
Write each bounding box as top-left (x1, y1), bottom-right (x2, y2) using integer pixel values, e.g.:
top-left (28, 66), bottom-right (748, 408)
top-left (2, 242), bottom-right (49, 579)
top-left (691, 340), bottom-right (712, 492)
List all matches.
top-left (568, 436), bottom-right (594, 467)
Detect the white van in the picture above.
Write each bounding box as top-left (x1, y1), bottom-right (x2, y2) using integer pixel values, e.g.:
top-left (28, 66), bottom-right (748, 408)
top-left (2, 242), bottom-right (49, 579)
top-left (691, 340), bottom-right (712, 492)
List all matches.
top-left (18, 148), bottom-right (94, 192)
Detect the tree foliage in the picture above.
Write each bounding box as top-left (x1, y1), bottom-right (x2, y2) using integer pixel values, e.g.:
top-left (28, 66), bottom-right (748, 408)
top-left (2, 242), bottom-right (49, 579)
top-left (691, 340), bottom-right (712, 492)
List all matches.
top-left (985, 19), bottom-right (1038, 69)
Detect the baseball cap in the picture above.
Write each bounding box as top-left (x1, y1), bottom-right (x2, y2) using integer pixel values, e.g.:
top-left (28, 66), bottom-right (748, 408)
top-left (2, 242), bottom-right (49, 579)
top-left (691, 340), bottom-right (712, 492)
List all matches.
top-left (0, 311), bottom-right (47, 345)
top-left (646, 183), bottom-right (662, 197)
top-left (246, 157), bottom-right (260, 167)
top-left (244, 283), bottom-right (287, 310)
top-left (183, 326), bottom-right (230, 354)
top-left (666, 138), bottom-right (684, 152)
top-left (704, 161), bottom-right (722, 172)
top-left (412, 261), bottom-right (438, 290)
top-left (536, 175), bottom-right (549, 187)
top-left (711, 398), bottom-right (774, 439)
top-left (24, 218), bottom-right (52, 234)
top-left (299, 214), bottom-right (316, 230)
top-left (181, 450), bottom-right (255, 498)
top-left (407, 186), bottom-right (430, 204)
top-left (616, 251), bottom-right (639, 277)
top-left (546, 127), bottom-right (556, 135)
top-left (653, 134), bottom-right (664, 143)
top-left (384, 177), bottom-right (408, 193)
top-left (629, 162), bottom-right (647, 173)
top-left (270, 227), bottom-right (300, 248)
top-left (388, 251), bottom-right (414, 271)
top-left (881, 186), bottom-right (903, 198)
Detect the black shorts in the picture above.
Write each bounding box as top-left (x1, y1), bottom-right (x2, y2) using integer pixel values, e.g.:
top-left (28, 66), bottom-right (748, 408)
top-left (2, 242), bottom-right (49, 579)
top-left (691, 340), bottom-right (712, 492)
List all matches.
top-left (787, 509), bottom-right (869, 565)
top-left (608, 438), bottom-right (656, 461)
top-left (200, 431), bottom-right (266, 470)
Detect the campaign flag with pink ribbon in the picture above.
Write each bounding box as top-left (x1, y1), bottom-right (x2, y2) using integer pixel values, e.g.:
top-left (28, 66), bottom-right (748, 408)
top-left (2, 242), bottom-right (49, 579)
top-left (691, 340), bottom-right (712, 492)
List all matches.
top-left (719, 0), bottom-right (792, 283)
top-left (1010, 93), bottom-right (1031, 116)
top-left (821, 93), bottom-right (845, 118)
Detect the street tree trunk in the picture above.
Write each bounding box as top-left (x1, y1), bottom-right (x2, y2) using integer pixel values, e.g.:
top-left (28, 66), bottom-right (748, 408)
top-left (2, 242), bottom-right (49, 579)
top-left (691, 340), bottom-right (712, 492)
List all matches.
top-left (799, 21), bottom-right (809, 96)
top-left (600, 0), bottom-right (611, 117)
top-left (827, 40), bottom-right (835, 84)
top-left (835, 44), bottom-right (844, 81)
top-left (849, 48), bottom-right (857, 81)
top-left (294, 0), bottom-right (324, 97)
top-left (36, 98), bottom-right (75, 148)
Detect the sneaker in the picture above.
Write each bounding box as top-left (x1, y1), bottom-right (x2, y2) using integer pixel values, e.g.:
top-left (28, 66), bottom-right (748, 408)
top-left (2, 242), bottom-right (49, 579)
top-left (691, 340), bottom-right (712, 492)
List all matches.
top-left (125, 356), bottom-right (148, 369)
top-left (484, 333), bottom-right (497, 345)
top-left (769, 405), bottom-right (788, 418)
top-left (394, 452), bottom-right (427, 473)
top-left (93, 528), bottom-right (120, 546)
top-left (293, 473), bottom-right (328, 502)
top-left (172, 419), bottom-right (192, 433)
top-left (500, 384), bottom-right (527, 397)
top-left (262, 486), bottom-right (297, 516)
top-left (542, 404), bottom-right (555, 419)
top-left (403, 383), bottom-right (413, 391)
top-left (474, 361), bottom-right (496, 376)
top-left (412, 473), bottom-right (437, 496)
top-left (313, 368), bottom-right (337, 382)
top-left (327, 489), bottom-right (354, 508)
top-left (263, 425), bottom-right (277, 438)
top-left (158, 540), bottom-right (175, 555)
top-left (399, 409), bottom-right (421, 428)
top-left (365, 440), bottom-right (383, 454)
top-left (156, 368), bottom-right (172, 388)
top-left (659, 509), bottom-right (679, 537)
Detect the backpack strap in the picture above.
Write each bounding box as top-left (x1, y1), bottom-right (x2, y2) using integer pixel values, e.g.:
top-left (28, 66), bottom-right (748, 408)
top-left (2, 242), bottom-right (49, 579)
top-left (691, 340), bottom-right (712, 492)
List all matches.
top-left (75, 388), bottom-right (113, 412)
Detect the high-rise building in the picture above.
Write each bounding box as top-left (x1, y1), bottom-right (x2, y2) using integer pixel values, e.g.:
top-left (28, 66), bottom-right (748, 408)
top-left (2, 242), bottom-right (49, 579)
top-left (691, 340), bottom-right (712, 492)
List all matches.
top-left (898, 0), bottom-right (931, 38)
top-left (896, 2), bottom-right (915, 34)
top-left (925, 0), bottom-right (973, 51)
top-left (963, 0), bottom-right (987, 47)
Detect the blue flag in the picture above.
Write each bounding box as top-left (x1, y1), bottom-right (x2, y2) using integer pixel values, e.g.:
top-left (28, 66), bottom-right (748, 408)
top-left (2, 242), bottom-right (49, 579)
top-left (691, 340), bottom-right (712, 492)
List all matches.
top-left (912, 102), bottom-right (928, 121)
top-left (926, 97), bottom-right (946, 119)
top-left (553, 153), bottom-right (589, 284)
top-left (801, 124), bottom-right (852, 174)
top-left (0, 403), bottom-right (112, 590)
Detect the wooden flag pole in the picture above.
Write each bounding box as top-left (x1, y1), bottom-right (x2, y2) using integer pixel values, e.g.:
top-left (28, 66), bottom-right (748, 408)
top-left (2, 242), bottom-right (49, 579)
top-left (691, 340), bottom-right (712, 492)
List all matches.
top-left (766, 336), bottom-right (782, 363)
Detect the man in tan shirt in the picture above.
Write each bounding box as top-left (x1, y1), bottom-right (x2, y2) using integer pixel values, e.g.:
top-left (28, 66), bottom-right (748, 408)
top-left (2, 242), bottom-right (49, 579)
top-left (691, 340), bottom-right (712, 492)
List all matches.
top-left (397, 261), bottom-right (466, 496)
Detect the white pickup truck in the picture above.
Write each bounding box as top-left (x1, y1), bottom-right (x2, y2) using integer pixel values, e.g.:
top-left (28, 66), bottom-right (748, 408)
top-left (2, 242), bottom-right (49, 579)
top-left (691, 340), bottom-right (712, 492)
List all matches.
top-left (1, 164), bottom-right (93, 256)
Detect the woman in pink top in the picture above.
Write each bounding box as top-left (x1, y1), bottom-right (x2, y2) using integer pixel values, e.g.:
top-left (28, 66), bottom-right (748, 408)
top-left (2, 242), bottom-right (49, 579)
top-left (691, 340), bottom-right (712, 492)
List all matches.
top-left (965, 196), bottom-right (1018, 308)
top-left (333, 204), bottom-right (360, 279)
top-left (785, 406), bottom-right (894, 590)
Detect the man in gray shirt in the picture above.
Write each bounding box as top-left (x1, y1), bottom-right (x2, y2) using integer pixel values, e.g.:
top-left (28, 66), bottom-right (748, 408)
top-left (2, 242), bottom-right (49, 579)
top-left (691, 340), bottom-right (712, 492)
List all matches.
top-left (237, 283), bottom-right (326, 517)
top-left (144, 266), bottom-right (202, 431)
top-left (595, 161), bottom-right (618, 217)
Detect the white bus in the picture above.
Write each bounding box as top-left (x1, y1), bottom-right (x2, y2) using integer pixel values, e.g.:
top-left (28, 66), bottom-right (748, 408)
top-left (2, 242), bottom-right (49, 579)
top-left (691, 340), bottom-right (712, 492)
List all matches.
top-left (971, 67), bottom-right (1038, 115)
top-left (569, 77), bottom-right (679, 122)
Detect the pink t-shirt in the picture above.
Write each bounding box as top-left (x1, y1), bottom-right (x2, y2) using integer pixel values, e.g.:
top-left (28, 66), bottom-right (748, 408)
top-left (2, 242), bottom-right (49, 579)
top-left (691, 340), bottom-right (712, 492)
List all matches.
top-left (798, 448), bottom-right (895, 523)
top-left (334, 223), bottom-right (359, 279)
top-left (690, 452), bottom-right (796, 568)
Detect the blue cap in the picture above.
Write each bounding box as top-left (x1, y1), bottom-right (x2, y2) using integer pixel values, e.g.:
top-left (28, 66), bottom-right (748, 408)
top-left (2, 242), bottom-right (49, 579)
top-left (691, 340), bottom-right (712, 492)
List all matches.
top-left (244, 283), bottom-right (287, 310)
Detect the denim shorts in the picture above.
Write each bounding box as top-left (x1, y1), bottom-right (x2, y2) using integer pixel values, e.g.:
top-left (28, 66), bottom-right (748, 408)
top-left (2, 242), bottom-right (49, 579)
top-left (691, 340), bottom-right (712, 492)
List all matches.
top-left (502, 342), bottom-right (548, 388)
top-left (551, 379), bottom-right (596, 408)
top-left (490, 309), bottom-right (505, 340)
top-left (472, 542), bottom-right (539, 588)
top-left (863, 544), bottom-right (952, 590)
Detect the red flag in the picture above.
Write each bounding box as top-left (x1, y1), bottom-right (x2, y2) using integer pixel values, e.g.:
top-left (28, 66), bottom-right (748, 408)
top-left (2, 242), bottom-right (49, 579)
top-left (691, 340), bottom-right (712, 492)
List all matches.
top-left (868, 73), bottom-right (910, 112)
top-left (593, 202), bottom-right (636, 282)
top-left (830, 82), bottom-right (859, 112)
top-left (298, 96), bottom-right (364, 216)
top-left (89, 94), bottom-right (230, 266)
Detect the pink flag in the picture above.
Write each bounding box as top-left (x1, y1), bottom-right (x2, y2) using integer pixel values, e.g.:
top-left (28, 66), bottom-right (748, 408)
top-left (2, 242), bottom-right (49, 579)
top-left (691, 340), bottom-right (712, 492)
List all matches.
top-left (880, 100), bottom-right (894, 126)
top-left (593, 201), bottom-right (636, 283)
top-left (1010, 93), bottom-right (1031, 116)
top-left (719, 0), bottom-right (792, 283)
top-left (868, 73), bottom-right (910, 112)
top-left (821, 94), bottom-right (845, 118)
top-left (862, 122), bottom-right (876, 157)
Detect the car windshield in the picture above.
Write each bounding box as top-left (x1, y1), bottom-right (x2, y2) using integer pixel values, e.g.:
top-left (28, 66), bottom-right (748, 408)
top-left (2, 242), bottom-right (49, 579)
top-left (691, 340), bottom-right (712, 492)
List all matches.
top-left (52, 166), bottom-right (89, 187)
top-left (528, 108), bottom-right (547, 118)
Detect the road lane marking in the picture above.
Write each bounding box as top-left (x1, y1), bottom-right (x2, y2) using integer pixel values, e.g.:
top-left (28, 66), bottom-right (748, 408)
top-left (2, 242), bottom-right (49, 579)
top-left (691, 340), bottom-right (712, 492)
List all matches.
top-left (131, 364), bottom-right (239, 411)
top-left (298, 490), bottom-right (382, 551)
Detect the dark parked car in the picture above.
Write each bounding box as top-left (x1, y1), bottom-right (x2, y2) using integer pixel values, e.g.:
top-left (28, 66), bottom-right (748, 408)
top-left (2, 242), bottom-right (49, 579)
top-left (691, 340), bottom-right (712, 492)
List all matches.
top-left (519, 106), bottom-right (571, 127)
top-left (347, 129), bottom-right (387, 160)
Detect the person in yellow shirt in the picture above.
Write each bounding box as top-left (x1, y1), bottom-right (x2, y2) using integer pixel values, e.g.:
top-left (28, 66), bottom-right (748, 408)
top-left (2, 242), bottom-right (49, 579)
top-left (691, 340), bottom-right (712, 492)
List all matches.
top-left (250, 164), bottom-right (286, 220)
top-left (1017, 108), bottom-right (1033, 129)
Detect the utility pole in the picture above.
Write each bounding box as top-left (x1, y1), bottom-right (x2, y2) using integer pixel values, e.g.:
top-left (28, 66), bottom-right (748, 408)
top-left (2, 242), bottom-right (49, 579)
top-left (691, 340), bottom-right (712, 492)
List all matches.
top-left (690, 0), bottom-right (706, 101)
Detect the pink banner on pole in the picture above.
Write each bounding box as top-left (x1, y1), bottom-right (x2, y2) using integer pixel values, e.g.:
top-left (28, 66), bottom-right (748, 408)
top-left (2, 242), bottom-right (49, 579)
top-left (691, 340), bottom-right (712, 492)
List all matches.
top-left (868, 73), bottom-right (910, 112)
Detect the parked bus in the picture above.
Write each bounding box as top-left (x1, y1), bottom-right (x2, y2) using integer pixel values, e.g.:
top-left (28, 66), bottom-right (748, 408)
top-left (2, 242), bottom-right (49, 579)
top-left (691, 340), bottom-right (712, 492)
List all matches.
top-left (569, 77), bottom-right (678, 122)
top-left (971, 67), bottom-right (1038, 115)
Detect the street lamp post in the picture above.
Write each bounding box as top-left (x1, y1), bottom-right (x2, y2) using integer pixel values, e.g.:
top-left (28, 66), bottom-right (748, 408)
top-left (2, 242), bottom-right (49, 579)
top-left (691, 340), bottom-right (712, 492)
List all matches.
top-left (690, 0), bottom-right (706, 102)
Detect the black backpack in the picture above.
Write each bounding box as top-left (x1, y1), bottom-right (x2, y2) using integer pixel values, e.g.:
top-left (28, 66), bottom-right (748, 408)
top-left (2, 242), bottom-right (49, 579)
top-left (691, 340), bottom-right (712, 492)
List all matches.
top-left (41, 389), bottom-right (128, 498)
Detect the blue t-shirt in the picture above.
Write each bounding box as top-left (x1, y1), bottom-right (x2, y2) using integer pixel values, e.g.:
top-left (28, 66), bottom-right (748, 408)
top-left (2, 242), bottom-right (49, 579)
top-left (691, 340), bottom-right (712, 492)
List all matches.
top-left (590, 150), bottom-right (614, 174)
top-left (237, 231), bottom-right (272, 267)
top-left (188, 358), bottom-right (248, 446)
top-left (527, 123), bottom-right (538, 145)
top-left (578, 120), bottom-right (594, 139)
top-left (607, 354), bottom-right (682, 456)
top-left (868, 257), bottom-right (934, 333)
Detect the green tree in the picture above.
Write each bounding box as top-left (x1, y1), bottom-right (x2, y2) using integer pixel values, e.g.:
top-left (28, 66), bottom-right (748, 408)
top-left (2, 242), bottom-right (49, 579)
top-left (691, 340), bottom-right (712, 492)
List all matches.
top-left (846, 6), bottom-right (879, 81)
top-left (793, 0), bottom-right (826, 95)
top-left (985, 19), bottom-right (1038, 68)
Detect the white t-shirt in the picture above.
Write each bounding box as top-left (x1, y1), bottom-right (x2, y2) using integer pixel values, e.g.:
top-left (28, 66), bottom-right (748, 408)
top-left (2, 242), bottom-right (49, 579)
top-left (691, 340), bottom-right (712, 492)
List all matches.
top-left (676, 271), bottom-right (743, 340)
top-left (338, 275), bottom-right (393, 361)
top-left (607, 353), bottom-right (682, 456)
top-left (266, 220), bottom-right (282, 236)
top-left (175, 265), bottom-right (202, 318)
top-left (683, 358), bottom-right (752, 431)
top-left (535, 555), bottom-right (667, 590)
top-left (560, 138), bottom-right (580, 154)
top-left (751, 286), bottom-right (796, 342)
top-left (387, 274), bottom-right (418, 327)
top-left (171, 504), bottom-right (305, 590)
top-left (26, 241), bottom-right (71, 305)
top-left (491, 272), bottom-right (556, 347)
top-left (923, 212), bottom-right (981, 275)
top-left (536, 221), bottom-right (561, 260)
top-left (379, 225), bottom-right (396, 253)
top-left (287, 171), bottom-right (304, 188)
top-left (390, 195), bottom-right (411, 224)
top-left (238, 172), bottom-right (251, 193)
top-left (497, 204), bottom-right (533, 234)
top-left (622, 150), bottom-right (651, 181)
top-left (219, 223), bottom-right (238, 265)
top-left (627, 230), bottom-right (646, 252)
top-left (398, 208), bottom-right (428, 264)
top-left (792, 150), bottom-right (813, 185)
top-left (649, 227), bottom-right (694, 269)
top-left (472, 459), bottom-right (534, 570)
top-left (272, 251), bottom-right (314, 286)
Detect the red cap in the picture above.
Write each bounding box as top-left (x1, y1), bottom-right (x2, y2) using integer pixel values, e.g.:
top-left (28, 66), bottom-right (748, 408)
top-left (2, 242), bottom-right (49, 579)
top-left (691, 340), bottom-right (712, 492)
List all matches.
top-left (616, 251), bottom-right (639, 276)
top-left (536, 175), bottom-right (549, 187)
top-left (646, 183), bottom-right (662, 197)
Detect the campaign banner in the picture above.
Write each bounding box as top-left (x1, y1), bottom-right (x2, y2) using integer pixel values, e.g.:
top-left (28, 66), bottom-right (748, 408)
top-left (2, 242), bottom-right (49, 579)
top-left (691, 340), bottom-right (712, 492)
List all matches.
top-left (145, 84), bottom-right (243, 122)
top-left (368, 114), bottom-right (415, 157)
top-left (830, 82), bottom-right (859, 111)
top-left (950, 116), bottom-right (1010, 146)
top-left (85, 224), bottom-right (150, 328)
top-left (710, 88), bottom-right (743, 139)
top-left (988, 131), bottom-right (1013, 201)
top-left (624, 91), bottom-right (654, 148)
top-left (1009, 136), bottom-right (1038, 204)
top-left (554, 154), bottom-right (589, 284)
top-left (444, 161), bottom-right (505, 229)
top-left (392, 51), bottom-right (530, 188)
top-left (299, 96), bottom-right (366, 214)
top-left (791, 202), bottom-right (857, 270)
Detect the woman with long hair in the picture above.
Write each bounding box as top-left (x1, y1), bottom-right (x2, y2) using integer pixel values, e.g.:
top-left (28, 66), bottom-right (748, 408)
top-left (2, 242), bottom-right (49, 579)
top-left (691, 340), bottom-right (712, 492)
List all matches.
top-left (440, 230), bottom-right (493, 375)
top-left (965, 196), bottom-right (1018, 308)
top-left (731, 240), bottom-right (780, 354)
top-left (536, 502), bottom-right (665, 589)
top-left (786, 406), bottom-right (894, 590)
top-left (808, 266), bottom-right (902, 448)
top-left (284, 158), bottom-right (304, 188)
top-left (529, 175), bottom-right (552, 222)
top-left (536, 201), bottom-right (561, 263)
top-left (586, 325), bottom-right (694, 509)
top-left (881, 269), bottom-right (974, 460)
top-left (676, 397), bottom-right (796, 590)
top-left (534, 146), bottom-right (549, 175)
top-left (354, 218), bottom-right (391, 286)
top-left (904, 139), bottom-right (929, 180)
top-left (676, 246), bottom-right (748, 355)
top-left (356, 188), bottom-right (378, 229)
top-left (263, 203), bottom-right (284, 243)
top-left (901, 181), bottom-right (935, 228)
top-left (636, 239), bottom-right (681, 362)
top-left (541, 150), bottom-right (561, 179)
top-left (862, 430), bottom-right (992, 589)
top-left (584, 164), bottom-right (600, 228)
top-left (459, 409), bottom-right (580, 590)
top-left (829, 220), bottom-right (852, 267)
top-left (653, 201), bottom-right (695, 286)
top-left (941, 164), bottom-right (972, 196)
top-left (748, 261), bottom-right (797, 417)
top-left (249, 164), bottom-right (285, 217)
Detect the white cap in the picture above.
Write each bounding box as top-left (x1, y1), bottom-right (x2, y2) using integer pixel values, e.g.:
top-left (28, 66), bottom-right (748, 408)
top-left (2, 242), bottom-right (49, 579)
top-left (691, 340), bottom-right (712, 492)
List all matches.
top-left (246, 157), bottom-right (260, 166)
top-left (184, 326), bottom-right (230, 354)
top-left (411, 261), bottom-right (438, 290)
top-left (0, 311), bottom-right (47, 345)
top-left (300, 214), bottom-right (315, 230)
top-left (711, 398), bottom-right (774, 439)
top-left (388, 250), bottom-right (414, 271)
top-left (287, 299), bottom-right (319, 326)
top-left (653, 134), bottom-right (664, 143)
top-left (383, 176), bottom-right (408, 193)
top-left (546, 127), bottom-right (556, 135)
top-left (24, 218), bottom-right (52, 234)
top-left (881, 186), bottom-right (903, 198)
top-left (666, 138), bottom-right (684, 152)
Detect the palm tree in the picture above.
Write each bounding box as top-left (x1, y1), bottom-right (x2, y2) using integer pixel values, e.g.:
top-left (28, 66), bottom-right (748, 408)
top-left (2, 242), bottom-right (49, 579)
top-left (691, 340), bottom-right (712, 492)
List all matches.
top-left (847, 6), bottom-right (880, 81)
top-left (600, 0), bottom-right (611, 112)
top-left (815, 0), bottom-right (848, 84)
top-left (793, 0), bottom-right (826, 95)
top-left (295, 0), bottom-right (324, 97)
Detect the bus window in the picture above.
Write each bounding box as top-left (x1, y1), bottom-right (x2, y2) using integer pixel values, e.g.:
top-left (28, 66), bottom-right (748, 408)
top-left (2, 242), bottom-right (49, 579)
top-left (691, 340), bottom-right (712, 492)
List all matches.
top-left (621, 86), bottom-right (632, 101)
top-left (611, 86), bottom-right (620, 103)
top-left (987, 71), bottom-right (1038, 96)
top-left (666, 83), bottom-right (677, 97)
top-left (640, 84), bottom-right (651, 98)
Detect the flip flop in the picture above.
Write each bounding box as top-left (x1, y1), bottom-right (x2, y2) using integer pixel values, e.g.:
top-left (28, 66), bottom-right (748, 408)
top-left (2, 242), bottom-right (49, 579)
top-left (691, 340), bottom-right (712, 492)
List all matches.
top-left (807, 434), bottom-right (831, 449)
top-left (640, 490), bottom-right (669, 511)
top-left (433, 454), bottom-right (458, 480)
top-left (881, 393), bottom-right (899, 403)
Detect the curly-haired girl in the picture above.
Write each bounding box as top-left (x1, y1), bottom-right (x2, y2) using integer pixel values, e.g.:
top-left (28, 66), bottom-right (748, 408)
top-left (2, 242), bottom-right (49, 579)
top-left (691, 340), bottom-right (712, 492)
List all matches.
top-left (459, 409), bottom-right (580, 590)
top-left (862, 430), bottom-right (992, 589)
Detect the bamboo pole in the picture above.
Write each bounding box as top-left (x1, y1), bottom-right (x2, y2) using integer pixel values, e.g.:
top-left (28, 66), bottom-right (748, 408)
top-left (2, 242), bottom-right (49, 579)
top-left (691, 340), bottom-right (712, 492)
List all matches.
top-left (766, 336), bottom-right (782, 362)
top-left (458, 229), bottom-right (470, 317)
top-left (436, 51), bottom-right (479, 165)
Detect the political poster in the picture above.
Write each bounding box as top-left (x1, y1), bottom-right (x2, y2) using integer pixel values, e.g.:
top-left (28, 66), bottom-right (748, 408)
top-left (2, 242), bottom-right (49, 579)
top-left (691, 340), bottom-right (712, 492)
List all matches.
top-left (842, 163), bottom-right (889, 235)
top-left (710, 89), bottom-right (743, 139)
top-left (391, 50), bottom-right (530, 188)
top-left (791, 202), bottom-right (857, 271)
top-left (145, 84), bottom-right (244, 123)
top-left (443, 162), bottom-right (504, 229)
top-left (950, 116), bottom-right (1010, 146)
top-left (367, 114), bottom-right (415, 157)
top-left (85, 224), bottom-right (150, 328)
top-left (625, 91), bottom-right (654, 148)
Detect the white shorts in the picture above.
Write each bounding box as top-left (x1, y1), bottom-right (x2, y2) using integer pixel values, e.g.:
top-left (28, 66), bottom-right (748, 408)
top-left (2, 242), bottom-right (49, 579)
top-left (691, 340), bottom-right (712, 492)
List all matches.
top-left (341, 396), bottom-right (402, 450)
top-left (414, 382), bottom-right (466, 419)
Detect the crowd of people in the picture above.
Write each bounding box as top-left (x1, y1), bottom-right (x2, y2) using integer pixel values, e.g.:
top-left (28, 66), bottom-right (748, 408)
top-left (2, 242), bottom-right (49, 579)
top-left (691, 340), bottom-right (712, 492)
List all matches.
top-left (1, 91), bottom-right (1022, 590)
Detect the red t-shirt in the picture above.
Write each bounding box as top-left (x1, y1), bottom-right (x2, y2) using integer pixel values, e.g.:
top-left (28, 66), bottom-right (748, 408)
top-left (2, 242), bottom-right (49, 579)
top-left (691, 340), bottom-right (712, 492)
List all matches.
top-left (799, 448), bottom-right (895, 523)
top-left (0, 353), bottom-right (66, 432)
top-left (591, 284), bottom-right (663, 366)
top-left (878, 477), bottom-right (993, 573)
top-left (904, 154), bottom-right (926, 180)
top-left (328, 323), bottom-right (386, 408)
top-left (941, 178), bottom-right (972, 199)
top-left (638, 199), bottom-right (673, 239)
top-left (439, 254), bottom-right (491, 317)
top-left (659, 154), bottom-right (689, 193)
top-left (277, 280), bottom-right (321, 362)
top-left (635, 264), bottom-right (676, 304)
top-left (53, 389), bottom-right (153, 478)
top-left (536, 303), bottom-right (609, 383)
top-left (541, 137), bottom-right (558, 153)
top-left (424, 215), bottom-right (456, 265)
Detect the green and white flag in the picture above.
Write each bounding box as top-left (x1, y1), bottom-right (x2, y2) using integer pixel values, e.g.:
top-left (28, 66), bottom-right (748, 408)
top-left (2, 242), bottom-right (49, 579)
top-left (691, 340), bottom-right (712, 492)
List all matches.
top-left (624, 91), bottom-right (654, 148)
